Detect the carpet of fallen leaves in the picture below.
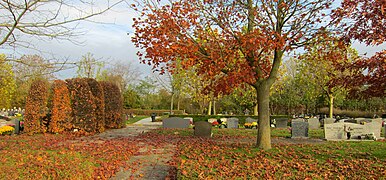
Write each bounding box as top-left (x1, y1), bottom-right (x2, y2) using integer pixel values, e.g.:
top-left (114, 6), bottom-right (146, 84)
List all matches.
top-left (0, 133), bottom-right (141, 179)
top-left (1, 128), bottom-right (385, 179)
top-left (154, 129), bottom-right (386, 179)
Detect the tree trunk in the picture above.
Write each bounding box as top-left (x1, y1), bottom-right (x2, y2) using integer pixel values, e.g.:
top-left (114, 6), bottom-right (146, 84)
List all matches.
top-left (213, 100), bottom-right (216, 115)
top-left (170, 93), bottom-right (174, 114)
top-left (207, 100), bottom-right (212, 115)
top-left (254, 104), bottom-right (258, 116)
top-left (329, 94), bottom-right (334, 118)
top-left (256, 84), bottom-right (271, 150)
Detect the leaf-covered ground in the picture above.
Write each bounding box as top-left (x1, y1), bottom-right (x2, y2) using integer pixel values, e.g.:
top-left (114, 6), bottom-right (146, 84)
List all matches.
top-left (1, 128), bottom-right (385, 179)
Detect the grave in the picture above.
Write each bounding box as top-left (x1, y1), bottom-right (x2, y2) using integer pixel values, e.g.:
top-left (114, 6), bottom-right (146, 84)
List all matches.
top-left (194, 121), bottom-right (212, 137)
top-left (292, 118), bottom-right (305, 122)
top-left (162, 117), bottom-right (190, 128)
top-left (308, 118), bottom-right (320, 129)
top-left (183, 117), bottom-right (194, 124)
top-left (275, 118), bottom-right (288, 128)
top-left (245, 117), bottom-right (257, 123)
top-left (227, 118), bottom-right (239, 128)
top-left (323, 118), bottom-right (335, 125)
top-left (291, 121), bottom-right (309, 138)
top-left (324, 121), bottom-right (383, 140)
top-left (208, 118), bottom-right (217, 124)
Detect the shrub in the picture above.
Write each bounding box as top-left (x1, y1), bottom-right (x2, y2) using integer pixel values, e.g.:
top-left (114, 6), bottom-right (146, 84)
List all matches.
top-left (66, 78), bottom-right (96, 132)
top-left (85, 78), bottom-right (105, 133)
top-left (24, 79), bottom-right (50, 134)
top-left (0, 125), bottom-right (15, 135)
top-left (100, 81), bottom-right (124, 129)
top-left (48, 80), bottom-right (72, 133)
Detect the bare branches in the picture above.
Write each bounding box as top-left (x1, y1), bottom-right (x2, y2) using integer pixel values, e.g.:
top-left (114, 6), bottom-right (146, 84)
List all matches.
top-left (0, 0), bottom-right (126, 48)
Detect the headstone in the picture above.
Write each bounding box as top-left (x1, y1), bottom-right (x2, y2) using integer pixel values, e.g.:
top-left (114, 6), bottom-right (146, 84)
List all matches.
top-left (324, 118), bottom-right (336, 125)
top-left (184, 117), bottom-right (194, 124)
top-left (227, 118), bottom-right (239, 128)
top-left (162, 117), bottom-right (190, 128)
top-left (14, 119), bottom-right (20, 134)
top-left (275, 118), bottom-right (288, 128)
top-left (324, 122), bottom-right (383, 140)
top-left (0, 119), bottom-right (7, 128)
top-left (291, 121), bottom-right (309, 138)
top-left (208, 118), bottom-right (217, 124)
top-left (194, 121), bottom-right (212, 137)
top-left (245, 117), bottom-right (257, 123)
top-left (292, 118), bottom-right (304, 122)
top-left (308, 118), bottom-right (320, 129)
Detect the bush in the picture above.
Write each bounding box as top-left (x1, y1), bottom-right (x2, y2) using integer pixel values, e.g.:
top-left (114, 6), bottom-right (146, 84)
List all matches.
top-left (169, 114), bottom-right (290, 124)
top-left (24, 79), bottom-right (50, 134)
top-left (124, 109), bottom-right (185, 116)
top-left (101, 81), bottom-right (124, 129)
top-left (85, 78), bottom-right (105, 133)
top-left (66, 78), bottom-right (96, 132)
top-left (48, 80), bottom-right (72, 133)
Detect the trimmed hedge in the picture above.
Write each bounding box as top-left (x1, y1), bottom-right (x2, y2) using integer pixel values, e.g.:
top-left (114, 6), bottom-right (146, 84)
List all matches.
top-left (101, 81), bottom-right (124, 129)
top-left (124, 109), bottom-right (185, 116)
top-left (48, 80), bottom-right (72, 133)
top-left (24, 79), bottom-right (50, 134)
top-left (66, 78), bottom-right (97, 132)
top-left (169, 114), bottom-right (290, 124)
top-left (85, 78), bottom-right (105, 133)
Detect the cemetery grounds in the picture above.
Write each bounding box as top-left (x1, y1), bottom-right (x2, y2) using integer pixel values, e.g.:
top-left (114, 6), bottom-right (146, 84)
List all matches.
top-left (0, 125), bottom-right (385, 179)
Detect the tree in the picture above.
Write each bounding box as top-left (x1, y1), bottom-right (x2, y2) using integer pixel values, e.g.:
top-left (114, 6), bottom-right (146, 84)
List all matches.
top-left (98, 61), bottom-right (140, 92)
top-left (76, 53), bottom-right (105, 79)
top-left (0, 54), bottom-right (16, 109)
top-left (332, 0), bottom-right (386, 98)
top-left (0, 0), bottom-right (125, 48)
top-left (11, 54), bottom-right (56, 108)
top-left (132, 0), bottom-right (332, 150)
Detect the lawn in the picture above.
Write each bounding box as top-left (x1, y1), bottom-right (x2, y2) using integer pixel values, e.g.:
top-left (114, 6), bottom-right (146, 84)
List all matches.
top-left (151, 128), bottom-right (386, 179)
top-left (0, 133), bottom-right (140, 179)
top-left (1, 127), bottom-right (385, 179)
top-left (125, 115), bottom-right (148, 124)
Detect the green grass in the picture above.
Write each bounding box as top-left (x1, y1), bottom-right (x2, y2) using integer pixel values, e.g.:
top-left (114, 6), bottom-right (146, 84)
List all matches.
top-left (125, 116), bottom-right (147, 124)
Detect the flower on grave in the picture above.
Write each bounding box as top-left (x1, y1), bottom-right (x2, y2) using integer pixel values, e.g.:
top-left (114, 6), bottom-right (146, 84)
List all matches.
top-left (0, 125), bottom-right (15, 135)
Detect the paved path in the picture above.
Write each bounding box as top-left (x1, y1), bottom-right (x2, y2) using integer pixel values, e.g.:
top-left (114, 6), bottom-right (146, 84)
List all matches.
top-left (109, 117), bottom-right (176, 180)
top-left (133, 117), bottom-right (163, 126)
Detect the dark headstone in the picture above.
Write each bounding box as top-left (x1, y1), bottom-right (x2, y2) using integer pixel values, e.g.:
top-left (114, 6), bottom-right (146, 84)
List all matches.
top-left (245, 117), bottom-right (257, 123)
top-left (291, 121), bottom-right (309, 138)
top-left (276, 118), bottom-right (288, 128)
top-left (194, 121), bottom-right (212, 137)
top-left (162, 117), bottom-right (190, 128)
top-left (14, 119), bottom-right (20, 134)
top-left (227, 118), bottom-right (239, 128)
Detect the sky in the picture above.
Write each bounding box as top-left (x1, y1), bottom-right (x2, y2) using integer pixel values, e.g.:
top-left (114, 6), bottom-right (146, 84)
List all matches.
top-left (0, 0), bottom-right (385, 80)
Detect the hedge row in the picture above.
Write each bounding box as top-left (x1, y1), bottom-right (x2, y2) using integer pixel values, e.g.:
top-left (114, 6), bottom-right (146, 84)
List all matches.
top-left (124, 109), bottom-right (185, 116)
top-left (48, 80), bottom-right (72, 133)
top-left (169, 114), bottom-right (291, 124)
top-left (24, 80), bottom-right (50, 134)
top-left (101, 81), bottom-right (124, 129)
top-left (24, 78), bottom-right (123, 134)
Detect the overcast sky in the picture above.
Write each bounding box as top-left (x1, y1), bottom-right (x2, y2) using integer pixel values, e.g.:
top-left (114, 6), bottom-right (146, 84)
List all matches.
top-left (0, 1), bottom-right (384, 80)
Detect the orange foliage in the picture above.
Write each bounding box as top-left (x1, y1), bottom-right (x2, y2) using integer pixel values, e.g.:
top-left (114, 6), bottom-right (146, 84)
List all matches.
top-left (85, 78), bottom-right (106, 133)
top-left (100, 81), bottom-right (124, 129)
top-left (24, 79), bottom-right (50, 134)
top-left (48, 80), bottom-right (72, 133)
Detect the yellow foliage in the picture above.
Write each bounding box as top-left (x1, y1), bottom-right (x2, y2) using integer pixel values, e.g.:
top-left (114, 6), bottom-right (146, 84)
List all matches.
top-left (0, 54), bottom-right (16, 108)
top-left (0, 125), bottom-right (15, 135)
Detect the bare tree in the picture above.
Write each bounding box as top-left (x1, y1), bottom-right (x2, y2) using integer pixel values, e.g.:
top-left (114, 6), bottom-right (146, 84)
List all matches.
top-left (0, 0), bottom-right (126, 48)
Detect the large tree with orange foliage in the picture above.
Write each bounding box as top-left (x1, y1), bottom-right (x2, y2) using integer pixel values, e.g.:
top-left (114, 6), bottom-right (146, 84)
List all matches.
top-left (332, 0), bottom-right (386, 98)
top-left (132, 0), bottom-right (332, 150)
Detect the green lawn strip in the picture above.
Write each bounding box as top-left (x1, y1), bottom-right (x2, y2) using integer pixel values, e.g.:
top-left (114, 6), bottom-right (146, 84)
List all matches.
top-left (126, 116), bottom-right (147, 124)
top-left (174, 135), bottom-right (385, 179)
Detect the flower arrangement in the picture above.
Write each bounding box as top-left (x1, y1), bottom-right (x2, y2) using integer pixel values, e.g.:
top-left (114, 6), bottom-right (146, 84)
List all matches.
top-left (0, 126), bottom-right (15, 135)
